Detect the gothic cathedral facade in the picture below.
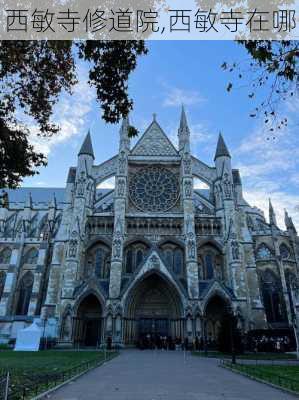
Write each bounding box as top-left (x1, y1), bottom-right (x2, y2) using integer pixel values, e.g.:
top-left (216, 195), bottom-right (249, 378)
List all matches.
top-left (0, 108), bottom-right (298, 347)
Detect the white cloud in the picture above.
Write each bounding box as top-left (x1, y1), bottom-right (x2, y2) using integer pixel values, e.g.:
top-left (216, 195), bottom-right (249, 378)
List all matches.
top-left (27, 65), bottom-right (96, 156)
top-left (97, 177), bottom-right (115, 189)
top-left (244, 189), bottom-right (299, 230)
top-left (163, 87), bottom-right (205, 107)
top-left (235, 100), bottom-right (299, 231)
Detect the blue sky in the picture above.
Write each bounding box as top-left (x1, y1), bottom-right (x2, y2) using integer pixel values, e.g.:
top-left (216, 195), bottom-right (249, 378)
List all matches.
top-left (23, 41), bottom-right (299, 229)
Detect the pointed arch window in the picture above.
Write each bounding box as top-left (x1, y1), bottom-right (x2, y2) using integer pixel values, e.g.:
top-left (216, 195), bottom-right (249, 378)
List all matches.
top-left (85, 243), bottom-right (111, 280)
top-left (126, 249), bottom-right (133, 274)
top-left (124, 243), bottom-right (149, 275)
top-left (256, 244), bottom-right (272, 260)
top-left (23, 248), bottom-right (38, 264)
top-left (260, 270), bottom-right (286, 323)
top-left (174, 249), bottom-right (183, 275)
top-left (0, 271), bottom-right (6, 301)
top-left (280, 243), bottom-right (290, 260)
top-left (16, 271), bottom-right (34, 315)
top-left (0, 247), bottom-right (12, 264)
top-left (204, 253), bottom-right (214, 279)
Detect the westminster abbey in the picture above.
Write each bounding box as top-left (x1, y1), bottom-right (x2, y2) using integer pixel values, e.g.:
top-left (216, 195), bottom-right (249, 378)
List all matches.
top-left (0, 108), bottom-right (298, 347)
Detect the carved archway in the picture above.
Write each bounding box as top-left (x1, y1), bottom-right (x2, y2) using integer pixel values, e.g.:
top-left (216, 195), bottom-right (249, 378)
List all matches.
top-left (123, 272), bottom-right (184, 344)
top-left (73, 293), bottom-right (103, 347)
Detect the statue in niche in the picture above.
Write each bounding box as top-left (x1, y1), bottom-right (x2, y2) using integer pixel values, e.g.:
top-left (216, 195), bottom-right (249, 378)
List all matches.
top-left (150, 254), bottom-right (160, 269)
top-left (61, 312), bottom-right (72, 340)
top-left (223, 173), bottom-right (232, 199)
top-left (118, 151), bottom-right (126, 174)
top-left (118, 178), bottom-right (126, 197)
top-left (214, 183), bottom-right (223, 205)
top-left (231, 240), bottom-right (240, 260)
top-left (68, 231), bottom-right (78, 258)
top-left (113, 232), bottom-right (122, 259)
top-left (187, 232), bottom-right (196, 259)
top-left (184, 180), bottom-right (192, 198)
top-left (76, 171), bottom-right (86, 196)
top-left (183, 153), bottom-right (192, 175)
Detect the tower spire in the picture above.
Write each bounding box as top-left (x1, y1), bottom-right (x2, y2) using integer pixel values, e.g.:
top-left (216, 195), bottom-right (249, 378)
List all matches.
top-left (214, 132), bottom-right (231, 161)
top-left (78, 130), bottom-right (94, 159)
top-left (284, 209), bottom-right (297, 234)
top-left (178, 105), bottom-right (190, 152)
top-left (269, 198), bottom-right (277, 226)
top-left (119, 116), bottom-right (130, 150)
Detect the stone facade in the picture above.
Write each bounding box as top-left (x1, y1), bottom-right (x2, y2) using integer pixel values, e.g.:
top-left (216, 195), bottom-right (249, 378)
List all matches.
top-left (0, 109), bottom-right (299, 347)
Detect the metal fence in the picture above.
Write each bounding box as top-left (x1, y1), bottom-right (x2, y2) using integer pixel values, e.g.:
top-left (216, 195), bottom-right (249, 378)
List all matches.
top-left (2, 352), bottom-right (115, 400)
top-left (0, 372), bottom-right (9, 400)
top-left (220, 359), bottom-right (299, 393)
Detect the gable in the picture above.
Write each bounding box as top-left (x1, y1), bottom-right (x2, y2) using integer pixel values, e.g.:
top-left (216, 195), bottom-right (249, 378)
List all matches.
top-left (131, 121), bottom-right (178, 157)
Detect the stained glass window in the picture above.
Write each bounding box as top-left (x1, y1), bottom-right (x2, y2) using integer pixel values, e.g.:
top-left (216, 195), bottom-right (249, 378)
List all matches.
top-left (0, 248), bottom-right (11, 264)
top-left (256, 244), bottom-right (272, 260)
top-left (95, 249), bottom-right (103, 278)
top-left (129, 166), bottom-right (179, 212)
top-left (16, 272), bottom-right (34, 315)
top-left (280, 244), bottom-right (290, 259)
top-left (126, 250), bottom-right (133, 274)
top-left (0, 271), bottom-right (6, 301)
top-left (204, 254), bottom-right (214, 279)
top-left (23, 248), bottom-right (38, 264)
top-left (174, 249), bottom-right (183, 275)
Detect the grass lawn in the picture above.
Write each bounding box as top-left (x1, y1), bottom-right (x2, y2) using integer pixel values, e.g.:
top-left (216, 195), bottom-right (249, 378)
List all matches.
top-left (0, 350), bottom-right (116, 399)
top-left (192, 351), bottom-right (297, 360)
top-left (224, 363), bottom-right (299, 393)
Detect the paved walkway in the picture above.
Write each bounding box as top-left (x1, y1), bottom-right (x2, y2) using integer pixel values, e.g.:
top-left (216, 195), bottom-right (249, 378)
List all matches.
top-left (48, 350), bottom-right (297, 400)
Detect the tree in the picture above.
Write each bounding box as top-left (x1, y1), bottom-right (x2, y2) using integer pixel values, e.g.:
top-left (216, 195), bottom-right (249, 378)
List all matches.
top-left (223, 41), bottom-right (298, 131)
top-left (0, 40), bottom-right (147, 188)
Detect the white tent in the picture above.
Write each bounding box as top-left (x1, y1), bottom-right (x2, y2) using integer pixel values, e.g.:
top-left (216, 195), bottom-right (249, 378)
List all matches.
top-left (14, 322), bottom-right (42, 351)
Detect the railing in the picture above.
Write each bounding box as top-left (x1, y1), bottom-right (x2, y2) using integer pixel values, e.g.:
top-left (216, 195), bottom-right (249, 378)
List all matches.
top-left (3, 352), bottom-right (116, 400)
top-left (0, 371), bottom-right (9, 400)
top-left (220, 359), bottom-right (299, 393)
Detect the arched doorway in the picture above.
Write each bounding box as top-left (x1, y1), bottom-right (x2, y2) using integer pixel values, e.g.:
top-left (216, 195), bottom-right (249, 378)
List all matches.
top-left (73, 294), bottom-right (103, 347)
top-left (124, 273), bottom-right (184, 345)
top-left (204, 295), bottom-right (229, 348)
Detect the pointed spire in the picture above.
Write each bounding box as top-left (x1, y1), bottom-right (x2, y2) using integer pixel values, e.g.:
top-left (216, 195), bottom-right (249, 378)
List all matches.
top-left (269, 198), bottom-right (277, 226)
top-left (178, 105), bottom-right (190, 152)
top-left (214, 133), bottom-right (231, 161)
top-left (119, 116), bottom-right (130, 150)
top-left (284, 209), bottom-right (297, 234)
top-left (179, 105), bottom-right (190, 133)
top-left (78, 130), bottom-right (94, 159)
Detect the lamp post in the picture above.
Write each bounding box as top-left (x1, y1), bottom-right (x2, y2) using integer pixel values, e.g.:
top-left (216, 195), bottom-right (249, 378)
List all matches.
top-left (41, 307), bottom-right (48, 350)
top-left (227, 306), bottom-right (236, 364)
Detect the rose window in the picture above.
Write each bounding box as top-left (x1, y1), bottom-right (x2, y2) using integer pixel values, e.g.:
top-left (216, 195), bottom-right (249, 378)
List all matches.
top-left (129, 166), bottom-right (179, 212)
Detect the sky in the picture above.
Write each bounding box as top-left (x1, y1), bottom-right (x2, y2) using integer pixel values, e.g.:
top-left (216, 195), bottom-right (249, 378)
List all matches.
top-left (22, 40), bottom-right (299, 230)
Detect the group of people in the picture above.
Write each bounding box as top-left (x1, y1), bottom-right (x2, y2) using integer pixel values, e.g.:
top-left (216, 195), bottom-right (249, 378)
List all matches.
top-left (138, 334), bottom-right (209, 351)
top-left (251, 335), bottom-right (291, 353)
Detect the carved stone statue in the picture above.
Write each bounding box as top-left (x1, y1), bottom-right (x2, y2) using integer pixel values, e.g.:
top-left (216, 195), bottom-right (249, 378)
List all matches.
top-left (231, 240), bottom-right (240, 260)
top-left (118, 151), bottom-right (126, 174)
top-left (183, 153), bottom-right (192, 175)
top-left (117, 178), bottom-right (126, 197)
top-left (76, 171), bottom-right (86, 196)
top-left (187, 232), bottom-right (196, 259)
top-left (223, 173), bottom-right (232, 199)
top-left (184, 180), bottom-right (192, 198)
top-left (68, 231), bottom-right (78, 258)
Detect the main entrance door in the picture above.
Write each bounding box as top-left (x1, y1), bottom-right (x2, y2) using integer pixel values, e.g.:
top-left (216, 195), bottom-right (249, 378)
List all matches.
top-left (124, 273), bottom-right (183, 344)
top-left (139, 318), bottom-right (169, 337)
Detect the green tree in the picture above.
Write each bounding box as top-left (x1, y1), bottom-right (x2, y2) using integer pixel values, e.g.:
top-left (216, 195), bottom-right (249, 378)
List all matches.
top-left (0, 40), bottom-right (146, 188)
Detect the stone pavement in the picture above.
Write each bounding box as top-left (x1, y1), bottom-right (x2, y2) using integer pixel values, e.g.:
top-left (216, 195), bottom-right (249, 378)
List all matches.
top-left (48, 350), bottom-right (297, 400)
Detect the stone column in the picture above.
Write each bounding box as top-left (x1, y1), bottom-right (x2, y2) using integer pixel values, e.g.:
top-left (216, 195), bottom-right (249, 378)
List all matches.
top-left (109, 119), bottom-right (130, 299)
